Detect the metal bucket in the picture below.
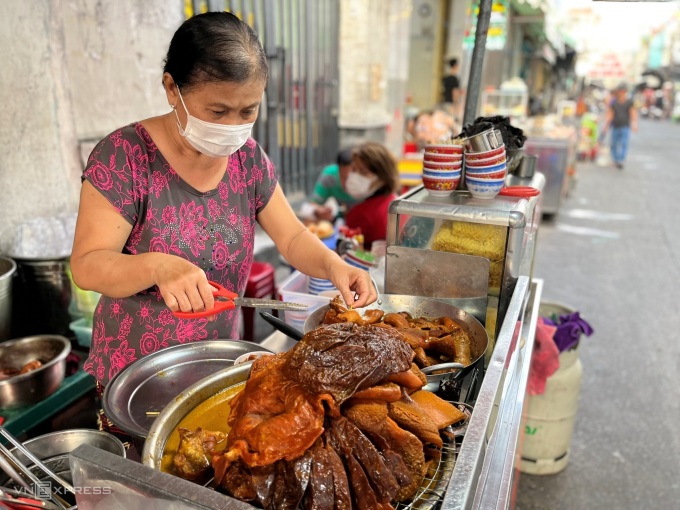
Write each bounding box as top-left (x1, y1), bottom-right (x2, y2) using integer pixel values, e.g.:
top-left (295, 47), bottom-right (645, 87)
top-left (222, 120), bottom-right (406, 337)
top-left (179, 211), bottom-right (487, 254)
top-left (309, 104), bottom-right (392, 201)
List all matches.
top-left (12, 257), bottom-right (72, 337)
top-left (0, 257), bottom-right (17, 341)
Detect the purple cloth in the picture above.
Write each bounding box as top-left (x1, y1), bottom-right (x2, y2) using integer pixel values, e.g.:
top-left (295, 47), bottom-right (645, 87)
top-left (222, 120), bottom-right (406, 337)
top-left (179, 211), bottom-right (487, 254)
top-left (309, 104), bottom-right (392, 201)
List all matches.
top-left (543, 312), bottom-right (594, 352)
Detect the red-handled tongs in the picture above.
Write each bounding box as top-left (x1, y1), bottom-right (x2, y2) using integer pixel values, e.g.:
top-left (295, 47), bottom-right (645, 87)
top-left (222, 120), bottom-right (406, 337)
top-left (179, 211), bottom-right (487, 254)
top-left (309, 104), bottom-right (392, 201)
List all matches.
top-left (173, 281), bottom-right (309, 319)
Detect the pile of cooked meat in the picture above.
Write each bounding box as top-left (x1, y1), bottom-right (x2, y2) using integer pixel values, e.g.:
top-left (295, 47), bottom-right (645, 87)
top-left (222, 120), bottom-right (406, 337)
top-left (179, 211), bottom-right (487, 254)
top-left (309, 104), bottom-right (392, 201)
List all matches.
top-left (321, 296), bottom-right (474, 368)
top-left (173, 321), bottom-right (467, 509)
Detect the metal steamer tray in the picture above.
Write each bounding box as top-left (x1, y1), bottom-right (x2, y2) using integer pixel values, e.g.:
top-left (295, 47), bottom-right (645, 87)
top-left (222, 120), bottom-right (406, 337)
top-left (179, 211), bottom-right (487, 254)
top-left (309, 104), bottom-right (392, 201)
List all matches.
top-left (142, 363), bottom-right (473, 510)
top-left (103, 340), bottom-right (273, 438)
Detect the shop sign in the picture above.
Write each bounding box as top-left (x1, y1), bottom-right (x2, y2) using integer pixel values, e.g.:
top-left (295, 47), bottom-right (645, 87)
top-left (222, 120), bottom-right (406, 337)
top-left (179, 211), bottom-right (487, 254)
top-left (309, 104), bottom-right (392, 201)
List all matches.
top-left (464, 0), bottom-right (509, 51)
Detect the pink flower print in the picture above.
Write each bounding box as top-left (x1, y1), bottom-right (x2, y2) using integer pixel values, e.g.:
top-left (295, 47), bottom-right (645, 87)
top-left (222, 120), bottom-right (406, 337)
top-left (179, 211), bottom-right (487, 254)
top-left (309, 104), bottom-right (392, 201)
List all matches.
top-left (118, 314), bottom-right (133, 339)
top-left (175, 319), bottom-right (209, 344)
top-left (109, 340), bottom-right (137, 380)
top-left (110, 131), bottom-right (123, 147)
top-left (208, 199), bottom-right (222, 221)
top-left (228, 159), bottom-right (248, 194)
top-left (212, 240), bottom-right (230, 270)
top-left (89, 161), bottom-right (114, 191)
top-left (250, 163), bottom-right (263, 184)
top-left (96, 362), bottom-right (105, 381)
top-left (265, 158), bottom-right (276, 180)
top-left (158, 309), bottom-right (176, 326)
top-left (149, 237), bottom-right (169, 254)
top-left (146, 205), bottom-right (159, 226)
top-left (136, 124), bottom-right (158, 153)
top-left (151, 171), bottom-right (167, 198)
top-left (227, 207), bottom-right (239, 226)
top-left (109, 299), bottom-right (124, 320)
top-left (162, 205), bottom-right (177, 225)
top-left (179, 202), bottom-right (209, 257)
top-left (218, 181), bottom-right (230, 201)
top-left (124, 141), bottom-right (150, 197)
top-left (136, 300), bottom-right (155, 325)
top-left (140, 332), bottom-right (160, 355)
top-left (127, 224), bottom-right (144, 253)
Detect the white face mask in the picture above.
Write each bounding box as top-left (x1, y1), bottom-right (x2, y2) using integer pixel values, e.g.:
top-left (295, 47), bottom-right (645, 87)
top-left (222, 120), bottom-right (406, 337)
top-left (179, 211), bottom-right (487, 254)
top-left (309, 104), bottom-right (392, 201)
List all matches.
top-left (345, 171), bottom-right (378, 200)
top-left (174, 90), bottom-right (254, 158)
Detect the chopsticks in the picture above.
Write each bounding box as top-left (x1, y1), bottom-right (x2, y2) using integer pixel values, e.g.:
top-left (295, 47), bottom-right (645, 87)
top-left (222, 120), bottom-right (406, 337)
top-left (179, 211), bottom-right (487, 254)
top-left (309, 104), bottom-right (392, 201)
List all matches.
top-left (0, 427), bottom-right (76, 509)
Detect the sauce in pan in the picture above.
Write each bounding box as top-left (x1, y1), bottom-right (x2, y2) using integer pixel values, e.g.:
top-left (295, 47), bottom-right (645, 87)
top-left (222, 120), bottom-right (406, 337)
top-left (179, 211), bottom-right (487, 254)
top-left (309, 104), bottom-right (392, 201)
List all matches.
top-left (161, 382), bottom-right (245, 474)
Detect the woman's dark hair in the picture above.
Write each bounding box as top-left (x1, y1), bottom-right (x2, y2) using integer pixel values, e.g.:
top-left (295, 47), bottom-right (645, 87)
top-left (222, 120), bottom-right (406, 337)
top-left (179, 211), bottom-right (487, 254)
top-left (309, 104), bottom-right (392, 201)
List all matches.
top-left (337, 147), bottom-right (354, 167)
top-left (353, 142), bottom-right (400, 195)
top-left (163, 12), bottom-right (268, 90)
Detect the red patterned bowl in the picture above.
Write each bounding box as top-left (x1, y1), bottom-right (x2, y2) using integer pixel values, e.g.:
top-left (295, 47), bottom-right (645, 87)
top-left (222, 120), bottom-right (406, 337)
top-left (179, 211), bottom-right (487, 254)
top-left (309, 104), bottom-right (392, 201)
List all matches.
top-left (465, 169), bottom-right (507, 180)
top-left (424, 152), bottom-right (463, 164)
top-left (422, 175), bottom-right (461, 191)
top-left (465, 145), bottom-right (506, 160)
top-left (424, 143), bottom-right (464, 155)
top-left (465, 154), bottom-right (507, 167)
top-left (423, 161), bottom-right (463, 172)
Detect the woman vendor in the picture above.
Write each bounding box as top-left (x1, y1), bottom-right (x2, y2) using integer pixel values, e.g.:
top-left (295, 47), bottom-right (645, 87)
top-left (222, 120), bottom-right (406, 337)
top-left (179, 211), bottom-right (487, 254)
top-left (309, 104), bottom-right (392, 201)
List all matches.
top-left (344, 142), bottom-right (400, 250)
top-left (70, 11), bottom-right (377, 388)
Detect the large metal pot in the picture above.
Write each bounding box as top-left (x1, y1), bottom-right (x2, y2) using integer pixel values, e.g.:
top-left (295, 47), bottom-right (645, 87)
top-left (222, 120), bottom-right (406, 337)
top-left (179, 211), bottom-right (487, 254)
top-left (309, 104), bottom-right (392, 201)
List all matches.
top-left (0, 429), bottom-right (125, 486)
top-left (142, 363), bottom-right (252, 470)
top-left (0, 256), bottom-right (16, 341)
top-left (0, 335), bottom-right (71, 409)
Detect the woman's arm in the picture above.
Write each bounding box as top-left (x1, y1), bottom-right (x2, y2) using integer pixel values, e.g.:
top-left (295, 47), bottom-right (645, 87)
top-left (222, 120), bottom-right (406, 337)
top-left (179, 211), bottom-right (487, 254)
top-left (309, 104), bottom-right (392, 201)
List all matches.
top-left (258, 185), bottom-right (377, 307)
top-left (70, 181), bottom-right (214, 313)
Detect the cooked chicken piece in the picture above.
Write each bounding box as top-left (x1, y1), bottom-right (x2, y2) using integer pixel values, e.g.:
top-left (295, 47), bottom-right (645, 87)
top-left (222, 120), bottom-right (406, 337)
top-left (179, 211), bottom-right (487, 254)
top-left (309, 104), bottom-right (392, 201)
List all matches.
top-left (362, 309), bottom-right (384, 325)
top-left (19, 360), bottom-right (42, 374)
top-left (383, 313), bottom-right (410, 329)
top-left (329, 295), bottom-right (349, 314)
top-left (425, 328), bottom-right (448, 338)
top-left (343, 400), bottom-right (425, 503)
top-left (350, 382), bottom-right (402, 402)
top-left (337, 310), bottom-right (365, 325)
top-left (413, 347), bottom-right (434, 367)
top-left (385, 367), bottom-right (425, 390)
top-left (424, 334), bottom-right (457, 360)
top-left (436, 316), bottom-right (461, 332)
top-left (408, 318), bottom-right (439, 330)
top-left (451, 329), bottom-right (473, 366)
top-left (409, 391), bottom-right (467, 429)
top-left (172, 427), bottom-right (227, 481)
top-left (322, 308), bottom-right (345, 324)
top-left (212, 355), bottom-right (335, 486)
top-left (388, 398), bottom-right (443, 449)
top-left (395, 328), bottom-right (428, 349)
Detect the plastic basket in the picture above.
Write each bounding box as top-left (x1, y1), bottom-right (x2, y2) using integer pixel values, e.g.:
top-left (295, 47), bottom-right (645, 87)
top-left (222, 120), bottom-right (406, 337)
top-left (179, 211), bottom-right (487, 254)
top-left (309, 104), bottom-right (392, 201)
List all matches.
top-left (70, 317), bottom-right (93, 348)
top-left (277, 271), bottom-right (331, 330)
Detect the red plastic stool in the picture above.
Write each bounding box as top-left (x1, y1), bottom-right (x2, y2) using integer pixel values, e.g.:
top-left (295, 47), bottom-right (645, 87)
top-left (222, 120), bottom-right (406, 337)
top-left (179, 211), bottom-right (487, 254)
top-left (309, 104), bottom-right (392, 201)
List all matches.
top-left (242, 261), bottom-right (276, 341)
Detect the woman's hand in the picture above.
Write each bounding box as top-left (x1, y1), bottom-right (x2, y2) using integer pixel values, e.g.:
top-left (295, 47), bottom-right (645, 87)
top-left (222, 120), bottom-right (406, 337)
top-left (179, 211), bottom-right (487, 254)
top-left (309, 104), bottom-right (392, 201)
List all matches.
top-left (329, 261), bottom-right (378, 309)
top-left (151, 254), bottom-right (215, 314)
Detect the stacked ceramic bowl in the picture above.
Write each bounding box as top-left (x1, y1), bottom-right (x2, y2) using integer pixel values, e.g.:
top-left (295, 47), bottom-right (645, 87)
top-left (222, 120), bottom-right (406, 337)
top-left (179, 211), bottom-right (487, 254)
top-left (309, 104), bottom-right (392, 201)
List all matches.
top-left (308, 276), bottom-right (336, 295)
top-left (422, 143), bottom-right (464, 197)
top-left (343, 250), bottom-right (376, 272)
top-left (464, 145), bottom-right (507, 199)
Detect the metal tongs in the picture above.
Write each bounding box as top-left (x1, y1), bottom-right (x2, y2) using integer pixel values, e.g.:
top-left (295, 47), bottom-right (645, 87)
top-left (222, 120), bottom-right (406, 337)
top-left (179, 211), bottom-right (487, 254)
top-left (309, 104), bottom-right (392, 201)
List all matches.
top-left (421, 362), bottom-right (466, 392)
top-left (0, 426), bottom-right (76, 510)
top-left (173, 281), bottom-right (308, 319)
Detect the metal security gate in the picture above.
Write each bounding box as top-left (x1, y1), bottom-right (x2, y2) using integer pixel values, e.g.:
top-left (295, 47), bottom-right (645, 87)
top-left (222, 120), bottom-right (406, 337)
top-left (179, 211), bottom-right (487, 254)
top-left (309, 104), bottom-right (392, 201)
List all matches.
top-left (188, 0), bottom-right (340, 198)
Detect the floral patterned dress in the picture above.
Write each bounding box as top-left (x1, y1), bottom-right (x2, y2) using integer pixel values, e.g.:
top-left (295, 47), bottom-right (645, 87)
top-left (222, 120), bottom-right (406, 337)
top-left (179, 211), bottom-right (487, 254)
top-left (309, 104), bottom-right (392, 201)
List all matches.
top-left (82, 123), bottom-right (277, 386)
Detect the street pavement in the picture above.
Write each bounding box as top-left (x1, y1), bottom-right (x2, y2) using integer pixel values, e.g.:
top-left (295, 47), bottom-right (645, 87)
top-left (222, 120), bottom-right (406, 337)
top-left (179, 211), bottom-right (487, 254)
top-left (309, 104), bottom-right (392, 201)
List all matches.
top-left (516, 118), bottom-right (680, 509)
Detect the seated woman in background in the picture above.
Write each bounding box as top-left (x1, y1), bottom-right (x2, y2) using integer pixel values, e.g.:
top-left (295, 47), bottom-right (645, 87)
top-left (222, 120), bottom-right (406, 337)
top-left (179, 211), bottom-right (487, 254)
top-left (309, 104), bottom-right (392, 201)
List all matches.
top-left (303, 147), bottom-right (357, 222)
top-left (344, 142), bottom-right (400, 250)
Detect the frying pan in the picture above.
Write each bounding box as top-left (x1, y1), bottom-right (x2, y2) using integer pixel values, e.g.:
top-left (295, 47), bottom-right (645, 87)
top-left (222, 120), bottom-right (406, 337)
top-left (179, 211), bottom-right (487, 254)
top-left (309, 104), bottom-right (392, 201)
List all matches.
top-left (302, 294), bottom-right (488, 383)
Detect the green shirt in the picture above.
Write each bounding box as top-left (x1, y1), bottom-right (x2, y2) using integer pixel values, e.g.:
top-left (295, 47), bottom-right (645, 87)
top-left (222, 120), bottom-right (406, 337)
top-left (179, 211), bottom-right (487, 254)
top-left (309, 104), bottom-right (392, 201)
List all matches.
top-left (310, 164), bottom-right (356, 210)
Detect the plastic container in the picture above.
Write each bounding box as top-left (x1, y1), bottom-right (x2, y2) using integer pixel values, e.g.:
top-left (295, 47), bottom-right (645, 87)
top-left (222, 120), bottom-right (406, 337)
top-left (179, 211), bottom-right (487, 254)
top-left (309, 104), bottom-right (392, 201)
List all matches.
top-left (520, 301), bottom-right (584, 475)
top-left (70, 317), bottom-right (93, 348)
top-left (277, 271), bottom-right (331, 330)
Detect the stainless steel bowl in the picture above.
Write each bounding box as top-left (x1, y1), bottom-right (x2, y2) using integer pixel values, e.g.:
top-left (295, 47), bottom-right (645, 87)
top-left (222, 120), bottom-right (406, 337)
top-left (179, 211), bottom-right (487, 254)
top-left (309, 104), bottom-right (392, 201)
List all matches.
top-left (0, 335), bottom-right (71, 409)
top-left (142, 363), bottom-right (252, 469)
top-left (0, 429), bottom-right (125, 486)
